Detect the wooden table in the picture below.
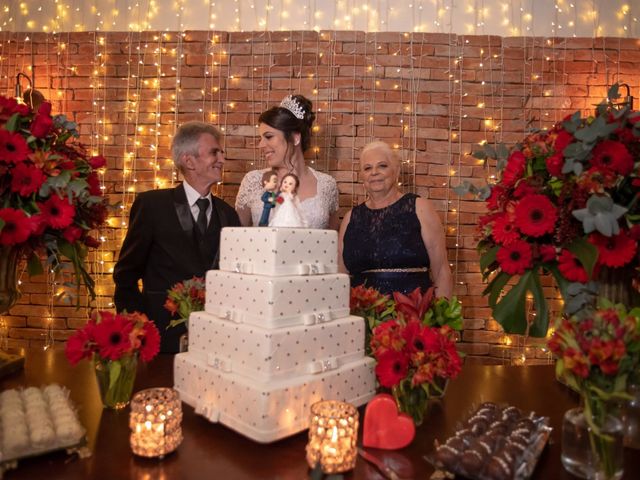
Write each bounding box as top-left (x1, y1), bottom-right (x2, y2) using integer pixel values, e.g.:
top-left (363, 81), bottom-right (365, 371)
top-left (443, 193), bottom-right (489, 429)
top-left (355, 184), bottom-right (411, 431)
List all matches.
top-left (1, 348), bottom-right (638, 479)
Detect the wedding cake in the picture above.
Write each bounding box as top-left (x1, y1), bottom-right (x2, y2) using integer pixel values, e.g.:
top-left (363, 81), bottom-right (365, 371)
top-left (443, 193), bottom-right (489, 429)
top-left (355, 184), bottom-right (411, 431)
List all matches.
top-left (173, 227), bottom-right (376, 443)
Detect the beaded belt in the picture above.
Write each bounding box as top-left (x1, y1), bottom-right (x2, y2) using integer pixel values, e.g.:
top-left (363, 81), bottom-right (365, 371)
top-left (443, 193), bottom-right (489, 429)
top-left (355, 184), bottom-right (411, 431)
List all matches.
top-left (361, 267), bottom-right (429, 273)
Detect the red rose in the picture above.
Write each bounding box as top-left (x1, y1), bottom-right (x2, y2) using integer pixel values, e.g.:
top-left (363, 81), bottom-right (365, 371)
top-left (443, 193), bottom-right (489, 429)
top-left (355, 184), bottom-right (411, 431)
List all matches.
top-left (30, 102), bottom-right (54, 138)
top-left (89, 155), bottom-right (107, 169)
top-left (553, 129), bottom-right (573, 152)
top-left (545, 152), bottom-right (564, 177)
top-left (84, 235), bottom-right (101, 248)
top-left (62, 225), bottom-right (83, 243)
top-left (276, 195), bottom-right (284, 204)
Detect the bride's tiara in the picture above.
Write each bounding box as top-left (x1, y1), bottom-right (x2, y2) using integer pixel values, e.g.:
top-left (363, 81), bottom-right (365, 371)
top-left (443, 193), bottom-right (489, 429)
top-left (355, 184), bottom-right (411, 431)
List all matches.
top-left (279, 95), bottom-right (305, 120)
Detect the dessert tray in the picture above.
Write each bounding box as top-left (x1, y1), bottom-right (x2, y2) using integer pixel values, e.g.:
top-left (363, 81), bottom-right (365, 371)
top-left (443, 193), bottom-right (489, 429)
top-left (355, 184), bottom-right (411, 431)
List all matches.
top-left (0, 384), bottom-right (90, 477)
top-left (426, 403), bottom-right (552, 480)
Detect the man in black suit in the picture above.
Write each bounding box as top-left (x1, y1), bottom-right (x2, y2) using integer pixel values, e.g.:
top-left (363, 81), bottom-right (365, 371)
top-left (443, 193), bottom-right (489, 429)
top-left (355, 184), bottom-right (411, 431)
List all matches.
top-left (113, 122), bottom-right (240, 353)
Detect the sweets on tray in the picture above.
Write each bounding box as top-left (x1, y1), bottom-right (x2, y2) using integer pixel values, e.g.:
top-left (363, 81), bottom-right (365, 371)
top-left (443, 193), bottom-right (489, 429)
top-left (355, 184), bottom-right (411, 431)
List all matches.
top-left (431, 403), bottom-right (551, 480)
top-left (0, 384), bottom-right (85, 463)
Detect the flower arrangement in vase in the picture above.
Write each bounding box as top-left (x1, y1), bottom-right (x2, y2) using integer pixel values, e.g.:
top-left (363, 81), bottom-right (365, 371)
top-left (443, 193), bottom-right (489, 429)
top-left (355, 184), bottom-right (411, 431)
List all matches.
top-left (351, 286), bottom-right (463, 425)
top-left (65, 311), bottom-right (161, 409)
top-left (0, 96), bottom-right (109, 310)
top-left (164, 276), bottom-right (206, 329)
top-left (548, 301), bottom-right (640, 479)
top-left (457, 84), bottom-right (640, 336)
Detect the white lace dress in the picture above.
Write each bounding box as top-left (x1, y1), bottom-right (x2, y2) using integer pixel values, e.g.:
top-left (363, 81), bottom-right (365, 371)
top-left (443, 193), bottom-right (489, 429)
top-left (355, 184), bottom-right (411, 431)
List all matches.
top-left (235, 168), bottom-right (339, 229)
top-left (269, 192), bottom-right (308, 227)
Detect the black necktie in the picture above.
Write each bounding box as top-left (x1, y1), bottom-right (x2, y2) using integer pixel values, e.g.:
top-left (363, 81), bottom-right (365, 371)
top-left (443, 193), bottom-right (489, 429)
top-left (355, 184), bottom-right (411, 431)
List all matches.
top-left (195, 198), bottom-right (209, 236)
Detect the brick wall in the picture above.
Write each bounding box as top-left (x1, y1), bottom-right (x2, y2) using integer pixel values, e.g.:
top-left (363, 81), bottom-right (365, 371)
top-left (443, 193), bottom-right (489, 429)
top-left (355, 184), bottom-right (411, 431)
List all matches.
top-left (2, 30), bottom-right (639, 363)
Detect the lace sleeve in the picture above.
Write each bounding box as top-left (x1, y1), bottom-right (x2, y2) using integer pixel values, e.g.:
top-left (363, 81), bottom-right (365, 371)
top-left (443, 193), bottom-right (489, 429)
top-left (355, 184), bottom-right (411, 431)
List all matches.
top-left (235, 169), bottom-right (263, 211)
top-left (326, 175), bottom-right (339, 213)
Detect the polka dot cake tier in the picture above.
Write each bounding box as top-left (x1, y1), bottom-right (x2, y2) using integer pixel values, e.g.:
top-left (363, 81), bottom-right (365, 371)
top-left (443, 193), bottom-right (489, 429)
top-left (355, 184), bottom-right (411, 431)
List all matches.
top-left (174, 227), bottom-right (376, 443)
top-left (203, 271), bottom-right (350, 329)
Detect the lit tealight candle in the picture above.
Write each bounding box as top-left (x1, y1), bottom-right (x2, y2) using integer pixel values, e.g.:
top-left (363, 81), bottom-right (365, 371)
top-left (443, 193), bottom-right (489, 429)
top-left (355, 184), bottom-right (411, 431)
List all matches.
top-left (306, 400), bottom-right (359, 473)
top-left (129, 387), bottom-right (183, 458)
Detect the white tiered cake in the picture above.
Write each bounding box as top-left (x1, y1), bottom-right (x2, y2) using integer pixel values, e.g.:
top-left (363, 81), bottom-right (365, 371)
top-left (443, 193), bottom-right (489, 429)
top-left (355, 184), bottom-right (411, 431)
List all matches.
top-left (173, 227), bottom-right (376, 443)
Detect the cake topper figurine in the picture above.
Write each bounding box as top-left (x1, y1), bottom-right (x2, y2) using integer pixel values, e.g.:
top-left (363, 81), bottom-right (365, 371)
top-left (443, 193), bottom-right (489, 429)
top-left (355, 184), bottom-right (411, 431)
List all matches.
top-left (269, 173), bottom-right (308, 227)
top-left (259, 170), bottom-right (281, 226)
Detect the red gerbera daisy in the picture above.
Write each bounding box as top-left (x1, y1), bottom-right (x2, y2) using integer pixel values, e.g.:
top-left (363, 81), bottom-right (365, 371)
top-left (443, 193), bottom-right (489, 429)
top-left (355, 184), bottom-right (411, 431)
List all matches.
top-left (139, 321), bottom-right (161, 362)
top-left (514, 194), bottom-right (557, 237)
top-left (496, 239), bottom-right (533, 275)
top-left (10, 162), bottom-right (47, 196)
top-left (0, 208), bottom-right (34, 245)
top-left (501, 151), bottom-right (526, 188)
top-left (93, 314), bottom-right (134, 361)
top-left (64, 322), bottom-right (95, 366)
top-left (589, 230), bottom-right (637, 268)
top-left (374, 349), bottom-right (409, 388)
top-left (486, 185), bottom-right (506, 211)
top-left (39, 194), bottom-right (76, 229)
top-left (0, 129), bottom-right (30, 164)
top-left (491, 213), bottom-right (520, 245)
top-left (590, 140), bottom-right (634, 175)
top-left (557, 249), bottom-right (589, 283)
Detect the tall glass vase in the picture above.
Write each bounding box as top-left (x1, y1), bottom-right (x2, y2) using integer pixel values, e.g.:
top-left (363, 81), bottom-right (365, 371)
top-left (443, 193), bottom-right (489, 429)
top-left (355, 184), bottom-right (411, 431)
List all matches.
top-left (561, 407), bottom-right (624, 480)
top-left (0, 246), bottom-right (21, 315)
top-left (393, 383), bottom-right (429, 426)
top-left (94, 354), bottom-right (138, 409)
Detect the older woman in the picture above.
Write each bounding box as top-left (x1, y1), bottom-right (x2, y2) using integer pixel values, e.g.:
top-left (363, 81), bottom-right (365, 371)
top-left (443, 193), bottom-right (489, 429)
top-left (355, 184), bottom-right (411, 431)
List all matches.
top-left (235, 94), bottom-right (339, 230)
top-left (338, 141), bottom-right (452, 297)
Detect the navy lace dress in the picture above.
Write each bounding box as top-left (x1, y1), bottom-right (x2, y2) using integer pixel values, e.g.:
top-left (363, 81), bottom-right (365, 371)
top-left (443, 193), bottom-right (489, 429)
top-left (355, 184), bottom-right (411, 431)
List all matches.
top-left (342, 193), bottom-right (432, 295)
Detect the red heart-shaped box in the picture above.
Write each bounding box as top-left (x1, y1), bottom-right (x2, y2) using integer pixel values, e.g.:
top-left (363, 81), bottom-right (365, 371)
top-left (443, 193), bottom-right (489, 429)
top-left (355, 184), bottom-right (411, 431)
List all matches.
top-left (363, 393), bottom-right (416, 449)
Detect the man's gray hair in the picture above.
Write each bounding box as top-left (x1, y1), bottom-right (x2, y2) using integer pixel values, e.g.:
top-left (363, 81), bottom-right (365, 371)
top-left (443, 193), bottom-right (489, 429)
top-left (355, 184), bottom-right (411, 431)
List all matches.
top-left (171, 121), bottom-right (222, 172)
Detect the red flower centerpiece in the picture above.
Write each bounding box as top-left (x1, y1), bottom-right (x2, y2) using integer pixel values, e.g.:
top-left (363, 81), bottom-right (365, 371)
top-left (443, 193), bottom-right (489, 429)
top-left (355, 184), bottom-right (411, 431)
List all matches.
top-left (465, 84), bottom-right (640, 336)
top-left (351, 286), bottom-right (463, 425)
top-left (548, 302), bottom-right (640, 479)
top-left (164, 276), bottom-right (206, 329)
top-left (0, 96), bottom-right (109, 311)
top-left (65, 310), bottom-right (161, 409)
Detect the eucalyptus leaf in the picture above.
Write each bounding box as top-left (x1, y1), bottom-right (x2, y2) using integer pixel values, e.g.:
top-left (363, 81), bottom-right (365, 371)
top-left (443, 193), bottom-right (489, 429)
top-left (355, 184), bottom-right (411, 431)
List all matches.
top-left (496, 143), bottom-right (510, 160)
top-left (472, 149), bottom-right (487, 160)
top-left (478, 185), bottom-right (491, 201)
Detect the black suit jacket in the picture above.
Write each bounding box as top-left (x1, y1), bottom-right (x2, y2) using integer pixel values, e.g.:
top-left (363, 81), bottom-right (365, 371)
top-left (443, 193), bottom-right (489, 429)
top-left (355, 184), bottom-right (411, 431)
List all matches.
top-left (113, 184), bottom-right (240, 353)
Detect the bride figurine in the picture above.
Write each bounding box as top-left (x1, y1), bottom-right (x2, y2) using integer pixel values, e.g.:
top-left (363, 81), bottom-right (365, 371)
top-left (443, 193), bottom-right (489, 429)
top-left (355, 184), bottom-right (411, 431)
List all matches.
top-left (269, 173), bottom-right (308, 227)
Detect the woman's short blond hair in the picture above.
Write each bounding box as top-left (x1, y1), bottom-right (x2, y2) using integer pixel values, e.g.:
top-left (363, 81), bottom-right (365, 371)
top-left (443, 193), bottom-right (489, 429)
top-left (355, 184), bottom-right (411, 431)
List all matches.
top-left (360, 140), bottom-right (397, 166)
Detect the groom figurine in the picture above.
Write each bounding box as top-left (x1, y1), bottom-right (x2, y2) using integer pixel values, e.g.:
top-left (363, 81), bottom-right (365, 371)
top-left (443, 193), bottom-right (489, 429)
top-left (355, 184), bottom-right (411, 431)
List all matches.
top-left (258, 170), bottom-right (281, 226)
top-left (113, 121), bottom-right (240, 353)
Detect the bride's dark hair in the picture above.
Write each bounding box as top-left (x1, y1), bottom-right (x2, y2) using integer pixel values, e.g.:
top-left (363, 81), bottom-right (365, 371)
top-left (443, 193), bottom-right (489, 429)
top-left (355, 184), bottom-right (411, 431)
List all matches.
top-left (258, 94), bottom-right (316, 153)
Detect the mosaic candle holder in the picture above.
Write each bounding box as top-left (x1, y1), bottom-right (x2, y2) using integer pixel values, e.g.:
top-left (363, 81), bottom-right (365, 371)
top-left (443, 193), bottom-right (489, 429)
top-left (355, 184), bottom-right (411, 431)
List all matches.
top-left (306, 400), bottom-right (359, 473)
top-left (129, 387), bottom-right (183, 458)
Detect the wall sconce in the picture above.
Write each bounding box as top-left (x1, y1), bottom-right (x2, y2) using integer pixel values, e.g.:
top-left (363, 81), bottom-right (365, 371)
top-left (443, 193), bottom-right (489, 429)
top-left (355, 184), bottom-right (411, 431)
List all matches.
top-left (15, 72), bottom-right (45, 110)
top-left (618, 83), bottom-right (634, 110)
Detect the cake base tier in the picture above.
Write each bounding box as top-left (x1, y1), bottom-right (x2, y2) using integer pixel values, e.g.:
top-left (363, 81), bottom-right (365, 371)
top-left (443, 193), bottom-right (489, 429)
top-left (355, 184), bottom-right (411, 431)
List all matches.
top-left (174, 353), bottom-right (376, 443)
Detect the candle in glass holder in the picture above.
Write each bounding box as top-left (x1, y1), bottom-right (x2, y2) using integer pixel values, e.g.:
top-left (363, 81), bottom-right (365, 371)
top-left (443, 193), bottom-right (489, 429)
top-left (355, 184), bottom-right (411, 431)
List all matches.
top-left (129, 387), bottom-right (183, 458)
top-left (306, 400), bottom-right (359, 473)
